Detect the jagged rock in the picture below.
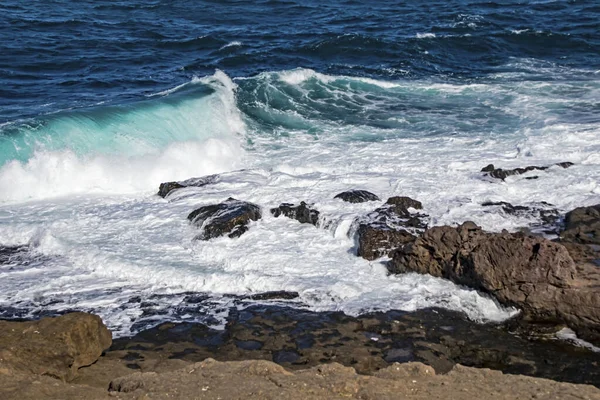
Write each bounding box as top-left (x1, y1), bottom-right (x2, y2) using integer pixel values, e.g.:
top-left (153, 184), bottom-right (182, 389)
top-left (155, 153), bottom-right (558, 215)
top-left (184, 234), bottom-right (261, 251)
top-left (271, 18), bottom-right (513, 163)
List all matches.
top-left (188, 198), bottom-right (261, 240)
top-left (271, 202), bottom-right (320, 226)
top-left (389, 222), bottom-right (600, 343)
top-left (355, 196), bottom-right (427, 260)
top-left (481, 162), bottom-right (573, 181)
top-left (158, 174), bottom-right (220, 198)
top-left (356, 225), bottom-right (416, 261)
top-left (560, 204), bottom-right (600, 245)
top-left (0, 312), bottom-right (112, 381)
top-left (334, 190), bottom-right (380, 203)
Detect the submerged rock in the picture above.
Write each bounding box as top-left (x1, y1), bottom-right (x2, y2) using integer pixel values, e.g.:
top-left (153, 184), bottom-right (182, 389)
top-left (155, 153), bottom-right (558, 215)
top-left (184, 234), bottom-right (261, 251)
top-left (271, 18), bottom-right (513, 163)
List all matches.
top-left (356, 196), bottom-right (427, 260)
top-left (334, 190), bottom-right (380, 203)
top-left (0, 312), bottom-right (112, 381)
top-left (481, 201), bottom-right (560, 233)
top-left (271, 202), bottom-right (320, 226)
top-left (188, 198), bottom-right (261, 240)
top-left (389, 222), bottom-right (600, 343)
top-left (481, 162), bottom-right (573, 181)
top-left (158, 174), bottom-right (220, 198)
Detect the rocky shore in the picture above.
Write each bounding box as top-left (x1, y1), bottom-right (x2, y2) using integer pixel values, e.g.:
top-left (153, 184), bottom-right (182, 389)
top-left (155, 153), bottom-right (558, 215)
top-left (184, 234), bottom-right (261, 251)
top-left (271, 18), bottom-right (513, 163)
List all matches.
top-left (1, 311), bottom-right (599, 399)
top-left (2, 165), bottom-right (600, 399)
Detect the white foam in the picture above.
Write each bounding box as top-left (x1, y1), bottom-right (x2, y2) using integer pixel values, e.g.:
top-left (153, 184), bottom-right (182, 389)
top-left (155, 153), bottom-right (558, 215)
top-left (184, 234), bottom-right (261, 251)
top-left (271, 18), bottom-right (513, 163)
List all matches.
top-left (219, 41), bottom-right (242, 50)
top-left (416, 33), bottom-right (436, 39)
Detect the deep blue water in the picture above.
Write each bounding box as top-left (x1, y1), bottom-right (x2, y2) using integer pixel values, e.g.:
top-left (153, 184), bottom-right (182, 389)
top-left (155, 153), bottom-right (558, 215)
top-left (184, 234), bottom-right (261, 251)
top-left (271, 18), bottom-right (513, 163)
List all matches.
top-left (1, 0), bottom-right (599, 122)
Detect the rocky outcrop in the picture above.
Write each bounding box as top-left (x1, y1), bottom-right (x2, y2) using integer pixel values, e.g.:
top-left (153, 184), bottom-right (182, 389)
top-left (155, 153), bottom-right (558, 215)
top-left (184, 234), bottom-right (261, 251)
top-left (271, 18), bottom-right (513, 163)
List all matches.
top-left (355, 196), bottom-right (427, 260)
top-left (388, 222), bottom-right (600, 343)
top-left (158, 174), bottom-right (220, 198)
top-left (270, 202), bottom-right (320, 226)
top-left (188, 198), bottom-right (261, 240)
top-left (334, 190), bottom-right (380, 203)
top-left (560, 204), bottom-right (600, 245)
top-left (0, 312), bottom-right (112, 381)
top-left (481, 162), bottom-right (573, 180)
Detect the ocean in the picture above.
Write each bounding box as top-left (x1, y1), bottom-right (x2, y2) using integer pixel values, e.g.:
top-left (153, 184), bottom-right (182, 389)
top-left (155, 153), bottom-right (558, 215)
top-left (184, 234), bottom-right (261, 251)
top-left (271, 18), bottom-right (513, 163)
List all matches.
top-left (0, 0), bottom-right (599, 336)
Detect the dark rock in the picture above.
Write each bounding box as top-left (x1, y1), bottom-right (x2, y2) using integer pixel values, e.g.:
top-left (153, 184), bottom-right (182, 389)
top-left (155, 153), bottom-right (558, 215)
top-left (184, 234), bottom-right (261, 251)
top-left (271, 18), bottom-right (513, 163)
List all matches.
top-left (355, 196), bottom-right (427, 260)
top-left (481, 162), bottom-right (574, 181)
top-left (334, 190), bottom-right (380, 203)
top-left (389, 222), bottom-right (600, 344)
top-left (356, 224), bottom-right (416, 261)
top-left (247, 291), bottom-right (300, 301)
top-left (561, 204), bottom-right (600, 245)
top-left (557, 162), bottom-right (575, 169)
top-left (481, 201), bottom-right (560, 232)
top-left (0, 312), bottom-right (112, 381)
top-left (187, 198), bottom-right (261, 240)
top-left (385, 196), bottom-right (423, 216)
top-left (270, 202), bottom-right (320, 226)
top-left (158, 174), bottom-right (220, 198)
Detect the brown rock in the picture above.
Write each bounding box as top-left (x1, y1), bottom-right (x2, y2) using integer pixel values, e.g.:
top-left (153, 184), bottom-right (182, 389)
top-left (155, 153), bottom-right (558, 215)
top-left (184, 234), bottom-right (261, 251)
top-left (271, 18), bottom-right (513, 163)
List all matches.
top-left (0, 312), bottom-right (112, 381)
top-left (103, 358), bottom-right (600, 400)
top-left (561, 204), bottom-right (600, 245)
top-left (389, 222), bottom-right (600, 343)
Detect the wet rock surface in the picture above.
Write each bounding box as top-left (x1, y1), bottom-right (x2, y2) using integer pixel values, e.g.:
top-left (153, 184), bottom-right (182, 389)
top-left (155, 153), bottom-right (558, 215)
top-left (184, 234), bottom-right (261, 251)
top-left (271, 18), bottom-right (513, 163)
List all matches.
top-left (188, 197), bottom-right (261, 240)
top-left (271, 202), bottom-right (320, 226)
top-left (561, 204), bottom-right (600, 246)
top-left (481, 162), bottom-right (574, 180)
top-left (158, 174), bottom-right (220, 198)
top-left (0, 312), bottom-right (112, 381)
top-left (389, 222), bottom-right (600, 344)
top-left (100, 305), bottom-right (600, 387)
top-left (355, 196), bottom-right (427, 260)
top-left (334, 190), bottom-right (380, 203)
top-left (481, 201), bottom-right (560, 234)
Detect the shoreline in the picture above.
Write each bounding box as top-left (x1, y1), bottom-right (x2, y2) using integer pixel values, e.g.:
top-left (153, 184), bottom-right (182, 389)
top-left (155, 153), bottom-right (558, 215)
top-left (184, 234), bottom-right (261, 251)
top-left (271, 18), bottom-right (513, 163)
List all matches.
top-left (1, 310), bottom-right (600, 399)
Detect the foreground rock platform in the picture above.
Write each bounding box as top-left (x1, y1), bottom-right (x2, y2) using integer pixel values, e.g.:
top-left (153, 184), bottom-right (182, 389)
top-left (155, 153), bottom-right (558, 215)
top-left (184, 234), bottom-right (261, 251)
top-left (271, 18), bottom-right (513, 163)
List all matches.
top-left (103, 358), bottom-right (600, 400)
top-left (2, 355), bottom-right (599, 399)
top-left (0, 311), bottom-right (599, 399)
